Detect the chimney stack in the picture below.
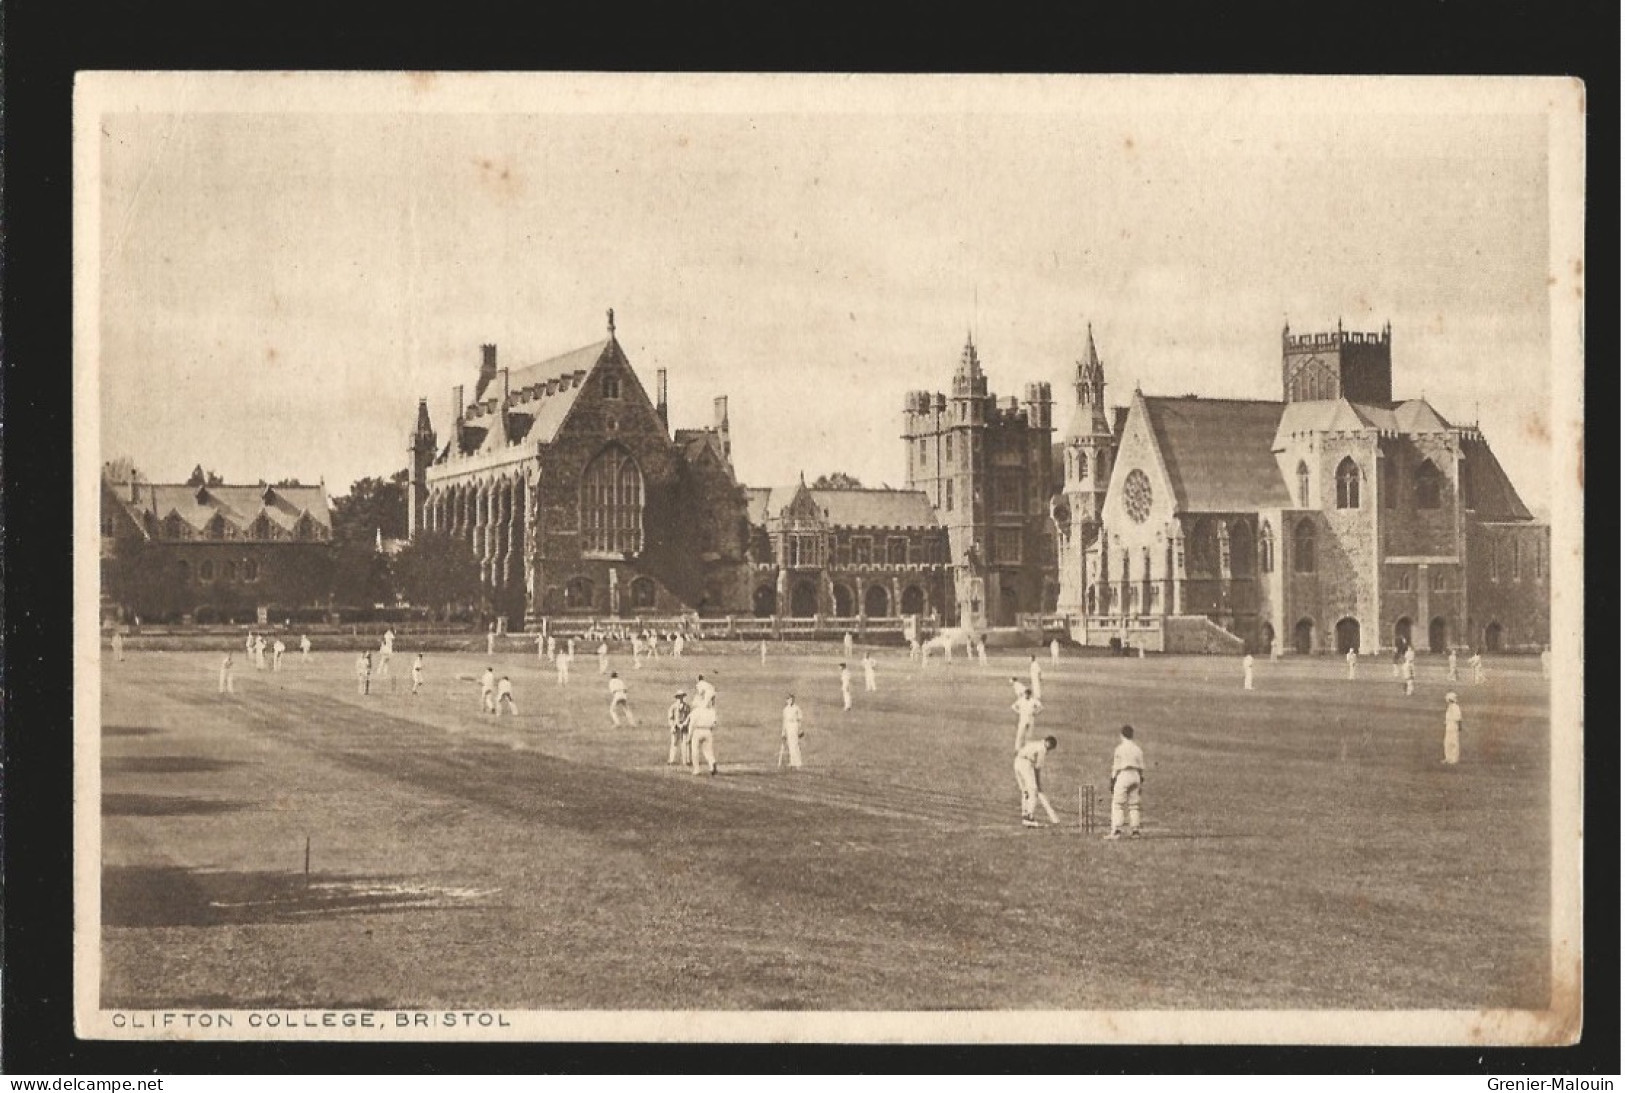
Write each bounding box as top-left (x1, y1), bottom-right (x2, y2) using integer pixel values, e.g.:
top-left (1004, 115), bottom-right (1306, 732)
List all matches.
top-left (656, 368), bottom-right (669, 432)
top-left (478, 344), bottom-right (498, 398)
top-left (713, 396), bottom-right (731, 461)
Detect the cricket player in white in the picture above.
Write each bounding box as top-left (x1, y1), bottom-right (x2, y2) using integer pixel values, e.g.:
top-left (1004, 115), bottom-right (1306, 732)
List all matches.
top-left (555, 652), bottom-right (570, 687)
top-left (112, 630), bottom-right (125, 663)
top-left (547, 635), bottom-right (557, 662)
top-left (781, 695), bottom-right (805, 769)
top-left (495, 675), bottom-right (517, 716)
top-left (1009, 677), bottom-right (1027, 701)
top-left (219, 652), bottom-right (236, 694)
top-left (689, 676), bottom-right (718, 775)
top-left (760, 640), bottom-right (768, 665)
top-left (1013, 736), bottom-right (1058, 828)
top-left (597, 642), bottom-right (610, 675)
top-left (254, 635), bottom-right (267, 671)
top-left (1106, 725), bottom-right (1145, 840)
top-left (1470, 650), bottom-right (1485, 684)
top-left (909, 638), bottom-right (920, 663)
top-left (246, 631), bottom-right (255, 657)
top-left (1345, 647), bottom-right (1357, 680)
top-left (839, 663), bottom-right (853, 711)
top-left (1401, 655), bottom-right (1416, 696)
top-left (1242, 653), bottom-right (1255, 691)
top-left (356, 652), bottom-right (372, 695)
top-left (536, 633), bottom-right (546, 662)
top-left (486, 625), bottom-right (496, 656)
top-left (411, 653), bottom-right (424, 696)
top-left (1011, 688), bottom-right (1042, 752)
top-left (862, 653), bottom-right (877, 693)
top-left (843, 632), bottom-right (854, 659)
top-left (1050, 639), bottom-right (1060, 665)
top-left (608, 672), bottom-right (637, 726)
top-left (1447, 648), bottom-right (1458, 682)
top-left (977, 639), bottom-right (987, 666)
top-left (1028, 656), bottom-right (1043, 701)
top-left (672, 633), bottom-right (685, 658)
top-left (383, 628), bottom-right (396, 654)
top-left (667, 692), bottom-right (692, 766)
top-left (272, 638), bottom-right (286, 671)
top-left (1442, 692), bottom-right (1463, 765)
top-left (300, 634), bottom-right (311, 662)
top-left (481, 667), bottom-right (497, 712)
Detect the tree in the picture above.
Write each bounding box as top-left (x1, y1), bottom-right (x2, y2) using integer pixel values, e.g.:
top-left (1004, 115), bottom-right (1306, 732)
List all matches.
top-left (331, 472), bottom-right (409, 544)
top-left (812, 472), bottom-right (863, 489)
top-left (186, 465), bottom-right (225, 487)
top-left (391, 531), bottom-right (483, 620)
top-left (327, 540), bottom-right (393, 608)
top-left (274, 477), bottom-right (303, 487)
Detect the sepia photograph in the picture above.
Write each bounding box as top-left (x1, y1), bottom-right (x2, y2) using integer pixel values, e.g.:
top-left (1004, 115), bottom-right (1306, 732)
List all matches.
top-left (73, 72), bottom-right (1585, 1045)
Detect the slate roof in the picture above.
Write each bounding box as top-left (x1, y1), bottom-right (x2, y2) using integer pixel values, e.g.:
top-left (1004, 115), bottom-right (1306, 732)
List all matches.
top-left (1462, 438), bottom-right (1535, 521)
top-left (112, 481), bottom-right (333, 540)
top-left (457, 339), bottom-right (612, 451)
top-left (1275, 397), bottom-right (1454, 439)
top-left (746, 486), bottom-right (942, 530)
top-left (1140, 397), bottom-right (1294, 513)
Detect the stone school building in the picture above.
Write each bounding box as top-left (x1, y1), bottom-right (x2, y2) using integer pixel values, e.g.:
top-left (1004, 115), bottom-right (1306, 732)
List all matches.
top-left (1052, 323), bottom-right (1550, 655)
top-left (408, 311), bottom-right (954, 628)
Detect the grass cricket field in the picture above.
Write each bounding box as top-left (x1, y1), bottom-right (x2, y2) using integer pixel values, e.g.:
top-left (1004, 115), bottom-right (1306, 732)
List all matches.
top-left (97, 641), bottom-right (1551, 1011)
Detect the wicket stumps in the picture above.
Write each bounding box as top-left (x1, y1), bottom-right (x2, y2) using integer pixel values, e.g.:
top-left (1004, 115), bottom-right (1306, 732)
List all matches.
top-left (1077, 784), bottom-right (1099, 834)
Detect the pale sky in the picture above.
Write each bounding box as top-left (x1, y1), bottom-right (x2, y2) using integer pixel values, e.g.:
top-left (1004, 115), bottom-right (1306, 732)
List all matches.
top-left (91, 75), bottom-right (1566, 511)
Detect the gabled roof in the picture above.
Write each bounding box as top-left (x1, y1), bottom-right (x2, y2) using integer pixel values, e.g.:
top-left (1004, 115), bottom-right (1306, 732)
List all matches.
top-left (1275, 397), bottom-right (1455, 441)
top-left (1141, 396), bottom-right (1294, 512)
top-left (1463, 437), bottom-right (1535, 522)
top-left (457, 339), bottom-right (612, 452)
top-left (748, 485), bottom-right (942, 530)
top-left (115, 481), bottom-right (334, 538)
top-left (674, 428), bottom-right (727, 466)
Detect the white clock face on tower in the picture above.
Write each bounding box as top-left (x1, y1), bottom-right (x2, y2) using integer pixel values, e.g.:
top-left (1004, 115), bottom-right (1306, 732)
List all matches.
top-left (1123, 469), bottom-right (1152, 523)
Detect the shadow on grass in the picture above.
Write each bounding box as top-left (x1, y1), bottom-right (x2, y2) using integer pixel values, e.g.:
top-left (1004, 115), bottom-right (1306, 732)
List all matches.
top-left (102, 794), bottom-right (249, 817)
top-left (102, 865), bottom-right (494, 927)
top-left (103, 755), bottom-right (248, 775)
top-left (102, 725), bottom-right (166, 737)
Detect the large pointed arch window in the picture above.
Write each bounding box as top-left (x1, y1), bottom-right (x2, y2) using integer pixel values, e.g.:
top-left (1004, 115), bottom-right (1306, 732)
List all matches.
top-left (581, 445), bottom-right (645, 555)
top-left (1296, 461), bottom-right (1311, 508)
top-left (1259, 521), bottom-right (1275, 573)
top-left (1293, 518), bottom-right (1316, 573)
top-left (1415, 460), bottom-right (1443, 509)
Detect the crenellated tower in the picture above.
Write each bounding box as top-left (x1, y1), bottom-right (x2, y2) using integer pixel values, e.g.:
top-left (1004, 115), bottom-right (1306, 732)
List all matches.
top-left (1281, 319), bottom-right (1393, 403)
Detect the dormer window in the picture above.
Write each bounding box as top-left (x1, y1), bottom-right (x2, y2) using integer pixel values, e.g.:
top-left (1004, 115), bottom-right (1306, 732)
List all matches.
top-left (602, 373), bottom-right (622, 400)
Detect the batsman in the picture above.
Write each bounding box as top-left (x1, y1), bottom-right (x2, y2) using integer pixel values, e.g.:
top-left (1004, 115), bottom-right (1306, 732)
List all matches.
top-left (1106, 724), bottom-right (1145, 840)
top-left (666, 690), bottom-right (692, 767)
top-left (1014, 736), bottom-right (1060, 829)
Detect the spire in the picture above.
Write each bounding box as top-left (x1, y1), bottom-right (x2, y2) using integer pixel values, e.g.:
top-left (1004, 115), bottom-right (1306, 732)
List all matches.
top-left (607, 307), bottom-right (616, 337)
top-left (413, 397), bottom-right (433, 436)
top-left (1065, 322), bottom-right (1112, 441)
top-left (957, 331), bottom-right (982, 379)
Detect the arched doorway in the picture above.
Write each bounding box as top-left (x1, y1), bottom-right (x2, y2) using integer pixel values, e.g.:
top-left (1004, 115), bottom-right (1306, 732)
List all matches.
top-left (791, 579), bottom-right (818, 618)
top-left (900, 585), bottom-right (925, 616)
top-left (752, 584), bottom-right (776, 618)
top-left (864, 583), bottom-right (890, 618)
top-left (1000, 585), bottom-right (1019, 625)
top-left (1428, 616), bottom-right (1448, 654)
top-left (1393, 616), bottom-right (1413, 652)
top-left (565, 577), bottom-right (595, 611)
top-left (1293, 618), bottom-right (1314, 655)
top-left (1260, 621), bottom-right (1275, 654)
top-left (833, 583), bottom-right (855, 618)
top-left (1483, 621), bottom-right (1503, 652)
top-left (1335, 617), bottom-right (1360, 654)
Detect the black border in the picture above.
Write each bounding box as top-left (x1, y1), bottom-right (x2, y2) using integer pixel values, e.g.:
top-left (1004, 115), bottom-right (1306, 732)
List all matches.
top-left (5, 0), bottom-right (1618, 1075)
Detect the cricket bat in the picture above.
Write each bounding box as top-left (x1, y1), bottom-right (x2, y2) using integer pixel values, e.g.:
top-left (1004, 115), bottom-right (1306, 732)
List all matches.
top-left (1037, 792), bottom-right (1060, 825)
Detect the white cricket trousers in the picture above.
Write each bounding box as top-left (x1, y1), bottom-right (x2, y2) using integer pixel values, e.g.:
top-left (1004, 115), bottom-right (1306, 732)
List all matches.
top-left (610, 698), bottom-right (636, 726)
top-left (690, 727), bottom-right (716, 773)
top-left (1443, 724), bottom-right (1460, 765)
top-left (783, 728), bottom-right (803, 768)
top-left (1014, 757), bottom-right (1039, 819)
top-left (668, 728), bottom-right (690, 765)
top-left (1111, 770), bottom-right (1142, 833)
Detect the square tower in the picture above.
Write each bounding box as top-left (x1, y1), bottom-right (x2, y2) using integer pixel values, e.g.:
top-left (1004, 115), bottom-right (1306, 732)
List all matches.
top-left (1282, 321), bottom-right (1393, 403)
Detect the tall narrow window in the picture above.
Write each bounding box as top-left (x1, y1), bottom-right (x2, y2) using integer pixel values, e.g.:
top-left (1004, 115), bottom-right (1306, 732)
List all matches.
top-left (581, 445), bottom-right (645, 555)
top-left (1259, 521), bottom-right (1275, 573)
top-left (1293, 518), bottom-right (1316, 573)
top-left (1415, 460), bottom-right (1443, 509)
top-left (945, 434), bottom-right (953, 461)
top-left (1511, 541), bottom-right (1521, 581)
top-left (1335, 458), bottom-right (1361, 509)
top-left (945, 480), bottom-right (954, 512)
top-left (1297, 461), bottom-right (1311, 508)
